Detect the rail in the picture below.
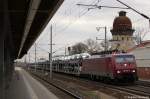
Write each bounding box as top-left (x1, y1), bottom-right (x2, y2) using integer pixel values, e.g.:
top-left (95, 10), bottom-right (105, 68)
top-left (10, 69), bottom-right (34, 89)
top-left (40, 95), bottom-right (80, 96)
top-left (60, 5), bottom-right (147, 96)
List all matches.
top-left (31, 72), bottom-right (82, 99)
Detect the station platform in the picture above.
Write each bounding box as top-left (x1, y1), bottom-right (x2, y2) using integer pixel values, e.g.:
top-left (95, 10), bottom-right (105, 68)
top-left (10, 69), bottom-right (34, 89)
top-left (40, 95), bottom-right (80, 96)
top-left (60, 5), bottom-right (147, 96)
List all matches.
top-left (6, 67), bottom-right (58, 99)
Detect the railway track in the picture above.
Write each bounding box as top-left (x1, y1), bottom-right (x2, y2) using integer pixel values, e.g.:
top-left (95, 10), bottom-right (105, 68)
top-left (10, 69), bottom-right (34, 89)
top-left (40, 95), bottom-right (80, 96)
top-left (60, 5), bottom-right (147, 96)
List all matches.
top-left (87, 79), bottom-right (150, 97)
top-left (136, 80), bottom-right (150, 87)
top-left (30, 72), bottom-right (82, 99)
top-left (28, 69), bottom-right (150, 99)
top-left (52, 72), bottom-right (150, 97)
top-left (109, 84), bottom-right (150, 97)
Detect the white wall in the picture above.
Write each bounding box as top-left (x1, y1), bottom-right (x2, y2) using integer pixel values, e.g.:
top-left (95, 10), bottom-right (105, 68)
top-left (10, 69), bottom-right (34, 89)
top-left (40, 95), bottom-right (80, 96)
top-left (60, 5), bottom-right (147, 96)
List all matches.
top-left (130, 45), bottom-right (150, 67)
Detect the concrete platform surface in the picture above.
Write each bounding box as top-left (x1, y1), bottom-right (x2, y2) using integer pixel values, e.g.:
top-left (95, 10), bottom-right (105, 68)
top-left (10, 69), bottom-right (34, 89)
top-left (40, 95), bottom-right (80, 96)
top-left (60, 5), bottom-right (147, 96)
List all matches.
top-left (6, 67), bottom-right (59, 99)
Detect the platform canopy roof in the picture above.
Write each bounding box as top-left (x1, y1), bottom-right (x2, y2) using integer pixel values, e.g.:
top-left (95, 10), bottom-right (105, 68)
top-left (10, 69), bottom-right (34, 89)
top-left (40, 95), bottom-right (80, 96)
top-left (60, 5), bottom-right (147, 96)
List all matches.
top-left (5, 0), bottom-right (64, 59)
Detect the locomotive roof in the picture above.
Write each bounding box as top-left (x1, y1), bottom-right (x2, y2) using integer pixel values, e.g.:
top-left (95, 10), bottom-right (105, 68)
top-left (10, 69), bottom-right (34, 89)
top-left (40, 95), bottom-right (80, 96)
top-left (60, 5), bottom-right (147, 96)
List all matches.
top-left (52, 51), bottom-right (134, 61)
top-left (89, 53), bottom-right (134, 59)
top-left (53, 53), bottom-right (91, 61)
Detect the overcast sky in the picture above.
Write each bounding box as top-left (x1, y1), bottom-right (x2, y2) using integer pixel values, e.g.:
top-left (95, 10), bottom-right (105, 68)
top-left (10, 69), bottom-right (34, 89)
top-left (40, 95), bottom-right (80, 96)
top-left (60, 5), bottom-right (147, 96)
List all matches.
top-left (21, 0), bottom-right (150, 62)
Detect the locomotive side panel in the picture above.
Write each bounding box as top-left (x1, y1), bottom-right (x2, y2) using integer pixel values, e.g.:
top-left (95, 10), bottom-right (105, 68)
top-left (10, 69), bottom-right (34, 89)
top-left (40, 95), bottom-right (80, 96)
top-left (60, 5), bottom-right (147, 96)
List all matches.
top-left (105, 58), bottom-right (115, 79)
top-left (81, 58), bottom-right (110, 77)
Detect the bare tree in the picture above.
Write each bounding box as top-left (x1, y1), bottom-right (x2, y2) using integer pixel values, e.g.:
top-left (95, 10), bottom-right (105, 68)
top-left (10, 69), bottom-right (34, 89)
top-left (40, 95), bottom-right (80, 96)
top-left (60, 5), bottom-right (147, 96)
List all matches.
top-left (133, 28), bottom-right (143, 44)
top-left (85, 39), bottom-right (102, 53)
top-left (71, 42), bottom-right (88, 54)
top-left (133, 27), bottom-right (150, 44)
top-left (70, 38), bottom-right (112, 55)
top-left (100, 39), bottom-right (111, 51)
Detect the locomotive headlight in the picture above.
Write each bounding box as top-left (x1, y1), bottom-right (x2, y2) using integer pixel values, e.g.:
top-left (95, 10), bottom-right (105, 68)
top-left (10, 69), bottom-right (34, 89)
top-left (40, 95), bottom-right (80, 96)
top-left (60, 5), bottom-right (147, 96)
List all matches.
top-left (117, 70), bottom-right (121, 74)
top-left (124, 64), bottom-right (127, 67)
top-left (132, 70), bottom-right (136, 73)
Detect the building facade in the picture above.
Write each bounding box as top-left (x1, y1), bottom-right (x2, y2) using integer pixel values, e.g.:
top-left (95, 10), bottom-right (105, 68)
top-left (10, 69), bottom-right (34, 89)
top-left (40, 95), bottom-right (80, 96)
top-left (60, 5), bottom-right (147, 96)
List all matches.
top-left (110, 11), bottom-right (150, 79)
top-left (110, 11), bottom-right (135, 51)
top-left (129, 41), bottom-right (150, 79)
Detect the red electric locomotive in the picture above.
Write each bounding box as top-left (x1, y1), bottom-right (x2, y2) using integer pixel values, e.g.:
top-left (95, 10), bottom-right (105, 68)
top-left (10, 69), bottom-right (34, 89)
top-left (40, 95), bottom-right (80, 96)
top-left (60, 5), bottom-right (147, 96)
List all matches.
top-left (52, 51), bottom-right (138, 82)
top-left (81, 52), bottom-right (138, 82)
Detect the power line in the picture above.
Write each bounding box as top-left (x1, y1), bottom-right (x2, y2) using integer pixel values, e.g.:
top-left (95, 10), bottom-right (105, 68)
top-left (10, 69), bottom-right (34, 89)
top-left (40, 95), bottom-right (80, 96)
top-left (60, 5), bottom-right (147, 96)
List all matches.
top-left (133, 18), bottom-right (145, 24)
top-left (47, 0), bottom-right (99, 42)
top-left (116, 0), bottom-right (150, 27)
top-left (53, 0), bottom-right (98, 34)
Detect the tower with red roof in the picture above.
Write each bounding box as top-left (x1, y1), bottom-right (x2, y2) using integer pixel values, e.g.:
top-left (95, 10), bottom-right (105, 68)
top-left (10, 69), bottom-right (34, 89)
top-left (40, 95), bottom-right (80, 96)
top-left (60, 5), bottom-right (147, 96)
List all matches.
top-left (110, 11), bottom-right (135, 51)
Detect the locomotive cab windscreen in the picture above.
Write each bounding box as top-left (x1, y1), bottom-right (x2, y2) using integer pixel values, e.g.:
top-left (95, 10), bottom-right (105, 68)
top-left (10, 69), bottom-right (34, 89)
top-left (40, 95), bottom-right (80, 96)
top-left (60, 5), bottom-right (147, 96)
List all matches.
top-left (115, 55), bottom-right (135, 63)
top-left (113, 54), bottom-right (137, 74)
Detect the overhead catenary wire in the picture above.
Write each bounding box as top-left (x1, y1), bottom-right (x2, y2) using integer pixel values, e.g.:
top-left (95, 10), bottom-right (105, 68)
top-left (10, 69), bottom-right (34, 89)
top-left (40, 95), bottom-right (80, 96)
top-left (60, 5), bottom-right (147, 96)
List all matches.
top-left (31, 0), bottom-right (150, 61)
top-left (53, 0), bottom-right (98, 34)
top-left (116, 0), bottom-right (150, 27)
top-left (51, 0), bottom-right (99, 43)
top-left (46, 0), bottom-right (98, 41)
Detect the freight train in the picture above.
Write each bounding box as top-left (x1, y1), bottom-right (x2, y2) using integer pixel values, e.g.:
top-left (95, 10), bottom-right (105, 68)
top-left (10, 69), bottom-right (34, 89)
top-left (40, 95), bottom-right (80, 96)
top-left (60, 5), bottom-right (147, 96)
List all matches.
top-left (31, 51), bottom-right (138, 82)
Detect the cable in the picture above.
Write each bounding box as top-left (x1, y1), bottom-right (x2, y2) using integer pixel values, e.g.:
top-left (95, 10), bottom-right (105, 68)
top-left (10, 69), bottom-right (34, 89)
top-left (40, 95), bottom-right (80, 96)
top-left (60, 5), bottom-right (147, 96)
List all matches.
top-left (53, 0), bottom-right (98, 34)
top-left (116, 0), bottom-right (150, 27)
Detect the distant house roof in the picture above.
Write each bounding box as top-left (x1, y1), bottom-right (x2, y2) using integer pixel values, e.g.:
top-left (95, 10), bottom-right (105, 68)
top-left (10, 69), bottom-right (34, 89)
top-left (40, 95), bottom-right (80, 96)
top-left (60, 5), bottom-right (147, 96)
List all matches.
top-left (127, 40), bottom-right (150, 52)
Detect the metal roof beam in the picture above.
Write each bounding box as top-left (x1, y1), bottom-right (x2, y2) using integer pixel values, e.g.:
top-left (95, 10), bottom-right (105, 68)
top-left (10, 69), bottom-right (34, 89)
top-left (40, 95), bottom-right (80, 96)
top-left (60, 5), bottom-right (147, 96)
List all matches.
top-left (18, 0), bottom-right (41, 58)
